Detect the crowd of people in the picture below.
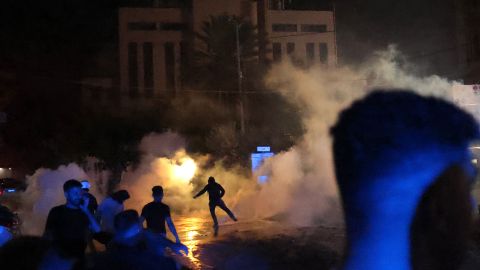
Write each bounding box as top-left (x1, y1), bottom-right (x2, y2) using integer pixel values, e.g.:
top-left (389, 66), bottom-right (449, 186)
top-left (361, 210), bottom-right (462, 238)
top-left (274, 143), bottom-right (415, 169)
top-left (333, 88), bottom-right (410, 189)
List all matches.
top-left (0, 89), bottom-right (479, 269)
top-left (0, 175), bottom-right (236, 269)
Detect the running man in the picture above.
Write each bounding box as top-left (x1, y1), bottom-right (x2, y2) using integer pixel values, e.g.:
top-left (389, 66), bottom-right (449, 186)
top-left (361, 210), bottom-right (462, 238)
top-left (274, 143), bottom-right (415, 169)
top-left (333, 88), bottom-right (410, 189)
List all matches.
top-left (193, 176), bottom-right (237, 234)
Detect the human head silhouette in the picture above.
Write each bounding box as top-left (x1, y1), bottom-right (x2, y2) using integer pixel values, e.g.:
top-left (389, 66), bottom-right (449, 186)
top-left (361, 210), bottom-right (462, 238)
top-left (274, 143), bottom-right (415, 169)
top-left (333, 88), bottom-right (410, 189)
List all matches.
top-left (331, 90), bottom-right (479, 270)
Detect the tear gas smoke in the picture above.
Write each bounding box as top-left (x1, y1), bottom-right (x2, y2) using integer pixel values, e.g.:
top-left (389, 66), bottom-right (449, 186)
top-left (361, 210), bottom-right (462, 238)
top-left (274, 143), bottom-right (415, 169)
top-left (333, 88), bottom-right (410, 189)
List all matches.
top-left (118, 46), bottom-right (463, 227)
top-left (258, 45), bottom-right (460, 226)
top-left (19, 164), bottom-right (93, 235)
top-left (18, 46), bottom-right (471, 233)
top-left (120, 132), bottom-right (256, 220)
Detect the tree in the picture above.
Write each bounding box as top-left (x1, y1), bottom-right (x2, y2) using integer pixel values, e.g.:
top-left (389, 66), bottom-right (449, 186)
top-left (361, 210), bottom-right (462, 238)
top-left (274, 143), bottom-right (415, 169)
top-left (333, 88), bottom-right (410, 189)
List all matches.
top-left (77, 108), bottom-right (167, 191)
top-left (2, 83), bottom-right (168, 191)
top-left (187, 15), bottom-right (262, 91)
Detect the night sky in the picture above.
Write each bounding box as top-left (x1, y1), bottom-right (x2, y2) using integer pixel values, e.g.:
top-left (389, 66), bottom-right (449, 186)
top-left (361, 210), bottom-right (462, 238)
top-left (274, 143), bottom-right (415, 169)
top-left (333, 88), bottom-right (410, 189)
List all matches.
top-left (335, 0), bottom-right (460, 78)
top-left (0, 0), bottom-right (464, 78)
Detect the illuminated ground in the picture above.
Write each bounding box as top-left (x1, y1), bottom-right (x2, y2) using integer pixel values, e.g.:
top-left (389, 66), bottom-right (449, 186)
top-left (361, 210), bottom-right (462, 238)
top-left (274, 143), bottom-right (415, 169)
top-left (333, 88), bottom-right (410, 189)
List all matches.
top-left (173, 216), bottom-right (345, 270)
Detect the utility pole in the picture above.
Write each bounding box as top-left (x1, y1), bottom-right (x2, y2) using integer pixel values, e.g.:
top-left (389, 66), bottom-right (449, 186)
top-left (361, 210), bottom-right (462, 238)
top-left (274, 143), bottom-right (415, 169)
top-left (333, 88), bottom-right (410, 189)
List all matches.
top-left (235, 22), bottom-right (245, 135)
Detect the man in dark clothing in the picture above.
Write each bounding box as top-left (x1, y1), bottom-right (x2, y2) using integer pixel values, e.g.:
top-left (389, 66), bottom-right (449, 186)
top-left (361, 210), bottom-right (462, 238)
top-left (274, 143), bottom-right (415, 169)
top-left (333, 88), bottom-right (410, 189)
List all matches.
top-left (0, 204), bottom-right (14, 246)
top-left (140, 186), bottom-right (181, 244)
top-left (193, 176), bottom-right (237, 233)
top-left (44, 179), bottom-right (101, 260)
top-left (81, 179), bottom-right (99, 253)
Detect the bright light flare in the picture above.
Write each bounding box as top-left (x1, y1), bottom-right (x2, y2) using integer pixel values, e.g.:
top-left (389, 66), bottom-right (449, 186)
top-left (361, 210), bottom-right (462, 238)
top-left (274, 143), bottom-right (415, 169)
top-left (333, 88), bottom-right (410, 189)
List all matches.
top-left (172, 157), bottom-right (197, 183)
top-left (186, 230), bottom-right (199, 241)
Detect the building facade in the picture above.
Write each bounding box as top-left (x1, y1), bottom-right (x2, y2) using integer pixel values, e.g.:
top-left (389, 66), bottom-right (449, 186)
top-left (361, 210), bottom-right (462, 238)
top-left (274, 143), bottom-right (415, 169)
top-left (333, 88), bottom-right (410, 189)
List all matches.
top-left (118, 0), bottom-right (336, 98)
top-left (455, 0), bottom-right (480, 83)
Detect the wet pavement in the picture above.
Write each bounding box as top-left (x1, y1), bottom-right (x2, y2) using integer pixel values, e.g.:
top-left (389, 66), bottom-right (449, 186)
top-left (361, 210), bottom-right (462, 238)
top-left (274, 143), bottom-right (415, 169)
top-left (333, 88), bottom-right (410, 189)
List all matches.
top-left (174, 216), bottom-right (213, 269)
top-left (172, 216), bottom-right (345, 270)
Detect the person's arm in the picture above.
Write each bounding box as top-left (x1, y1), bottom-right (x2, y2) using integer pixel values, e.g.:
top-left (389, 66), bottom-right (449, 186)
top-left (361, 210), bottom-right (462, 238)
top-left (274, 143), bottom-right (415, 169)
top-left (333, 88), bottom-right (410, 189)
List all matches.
top-left (193, 185), bottom-right (208, 199)
top-left (95, 202), bottom-right (103, 221)
top-left (91, 195), bottom-right (98, 212)
top-left (80, 197), bottom-right (101, 233)
top-left (166, 217), bottom-right (181, 243)
top-left (140, 206), bottom-right (147, 227)
top-left (218, 184), bottom-right (225, 198)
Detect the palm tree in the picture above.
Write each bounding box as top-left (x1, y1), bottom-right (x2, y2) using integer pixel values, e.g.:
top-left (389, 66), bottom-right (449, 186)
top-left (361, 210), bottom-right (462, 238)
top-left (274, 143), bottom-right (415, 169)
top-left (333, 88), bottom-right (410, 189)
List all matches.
top-left (190, 15), bottom-right (261, 91)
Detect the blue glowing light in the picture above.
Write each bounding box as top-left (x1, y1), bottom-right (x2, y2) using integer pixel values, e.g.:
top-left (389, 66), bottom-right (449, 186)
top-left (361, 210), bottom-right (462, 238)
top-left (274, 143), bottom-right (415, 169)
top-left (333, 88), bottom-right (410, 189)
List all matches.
top-left (256, 146), bottom-right (271, 152)
top-left (251, 146), bottom-right (274, 184)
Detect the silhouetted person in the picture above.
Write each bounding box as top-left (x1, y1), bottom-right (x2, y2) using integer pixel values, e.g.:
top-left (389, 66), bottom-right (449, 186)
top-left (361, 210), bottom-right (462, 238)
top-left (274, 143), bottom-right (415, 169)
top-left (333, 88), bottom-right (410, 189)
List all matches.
top-left (81, 179), bottom-right (99, 253)
top-left (141, 186), bottom-right (182, 244)
top-left (0, 236), bottom-right (74, 270)
top-left (193, 176), bottom-right (237, 233)
top-left (89, 210), bottom-right (177, 270)
top-left (81, 180), bottom-right (98, 215)
top-left (97, 190), bottom-right (130, 233)
top-left (0, 204), bottom-right (14, 247)
top-left (330, 90), bottom-right (480, 270)
top-left (44, 179), bottom-right (100, 262)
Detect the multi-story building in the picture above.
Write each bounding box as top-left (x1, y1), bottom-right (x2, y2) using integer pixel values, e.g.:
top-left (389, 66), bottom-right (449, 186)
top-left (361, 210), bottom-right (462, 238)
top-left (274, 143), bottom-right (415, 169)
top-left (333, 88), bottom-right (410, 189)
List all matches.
top-left (265, 1), bottom-right (336, 67)
top-left (118, 0), bottom-right (336, 98)
top-left (455, 0), bottom-right (480, 83)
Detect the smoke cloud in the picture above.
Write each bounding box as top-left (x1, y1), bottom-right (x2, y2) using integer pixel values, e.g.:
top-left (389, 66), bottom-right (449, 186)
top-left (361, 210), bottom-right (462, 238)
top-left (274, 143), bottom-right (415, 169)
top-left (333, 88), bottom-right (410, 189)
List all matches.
top-left (257, 45), bottom-right (459, 226)
top-left (18, 46), bottom-right (470, 234)
top-left (19, 164), bottom-right (93, 235)
top-left (120, 132), bottom-right (256, 221)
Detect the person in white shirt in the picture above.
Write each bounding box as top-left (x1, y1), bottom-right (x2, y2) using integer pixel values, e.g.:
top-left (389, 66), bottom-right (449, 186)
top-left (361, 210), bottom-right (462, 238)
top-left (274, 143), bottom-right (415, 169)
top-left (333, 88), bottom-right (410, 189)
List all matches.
top-left (97, 190), bottom-right (130, 233)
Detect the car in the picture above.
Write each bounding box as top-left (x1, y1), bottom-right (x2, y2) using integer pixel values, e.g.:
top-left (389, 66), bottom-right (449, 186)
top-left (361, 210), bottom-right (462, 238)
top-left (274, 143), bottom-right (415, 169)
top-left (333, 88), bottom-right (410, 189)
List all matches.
top-left (0, 178), bottom-right (26, 195)
top-left (0, 204), bottom-right (20, 236)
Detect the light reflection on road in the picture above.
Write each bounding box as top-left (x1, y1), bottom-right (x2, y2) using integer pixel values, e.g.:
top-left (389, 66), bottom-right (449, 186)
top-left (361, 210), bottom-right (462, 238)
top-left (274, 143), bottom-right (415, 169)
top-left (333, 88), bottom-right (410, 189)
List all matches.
top-left (173, 216), bottom-right (212, 269)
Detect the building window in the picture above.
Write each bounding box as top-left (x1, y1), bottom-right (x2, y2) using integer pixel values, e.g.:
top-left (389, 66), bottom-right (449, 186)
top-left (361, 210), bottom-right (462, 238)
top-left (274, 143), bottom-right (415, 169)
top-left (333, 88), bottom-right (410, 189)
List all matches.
top-left (128, 22), bottom-right (156, 31)
top-left (272, 42), bottom-right (282, 62)
top-left (269, 0), bottom-right (285, 10)
top-left (160, 23), bottom-right (186, 31)
top-left (287, 42), bottom-right (295, 55)
top-left (153, 0), bottom-right (185, 8)
top-left (301, 24), bottom-right (327, 33)
top-left (306, 43), bottom-right (315, 63)
top-left (128, 42), bottom-right (139, 97)
top-left (319, 43), bottom-right (328, 64)
top-left (164, 42), bottom-right (175, 92)
top-left (272, 24), bottom-right (297, 32)
top-left (143, 42), bottom-right (154, 97)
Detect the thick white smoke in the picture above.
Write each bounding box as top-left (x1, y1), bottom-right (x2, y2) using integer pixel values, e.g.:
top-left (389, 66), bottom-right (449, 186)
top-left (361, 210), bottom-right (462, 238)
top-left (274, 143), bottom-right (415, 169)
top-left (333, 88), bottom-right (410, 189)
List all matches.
top-left (113, 46), bottom-right (465, 228)
top-left (19, 164), bottom-right (94, 235)
top-left (17, 46), bottom-right (468, 234)
top-left (256, 45), bottom-right (459, 226)
top-left (120, 132), bottom-right (255, 219)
